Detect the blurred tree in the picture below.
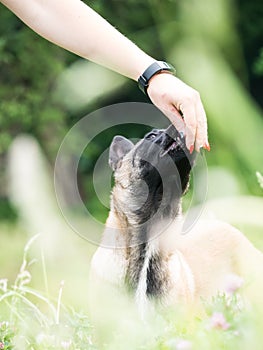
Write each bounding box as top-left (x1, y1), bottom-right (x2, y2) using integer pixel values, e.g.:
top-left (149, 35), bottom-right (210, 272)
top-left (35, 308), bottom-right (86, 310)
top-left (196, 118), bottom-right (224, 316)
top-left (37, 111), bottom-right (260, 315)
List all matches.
top-left (0, 10), bottom-right (70, 152)
top-left (0, 5), bottom-right (70, 216)
top-left (237, 0), bottom-right (263, 106)
top-left (0, 0), bottom-right (262, 221)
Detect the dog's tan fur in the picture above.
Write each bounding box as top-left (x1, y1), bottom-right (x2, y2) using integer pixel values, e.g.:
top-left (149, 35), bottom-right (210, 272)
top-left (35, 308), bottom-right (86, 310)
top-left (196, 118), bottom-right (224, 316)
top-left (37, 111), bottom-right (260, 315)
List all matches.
top-left (92, 210), bottom-right (263, 310)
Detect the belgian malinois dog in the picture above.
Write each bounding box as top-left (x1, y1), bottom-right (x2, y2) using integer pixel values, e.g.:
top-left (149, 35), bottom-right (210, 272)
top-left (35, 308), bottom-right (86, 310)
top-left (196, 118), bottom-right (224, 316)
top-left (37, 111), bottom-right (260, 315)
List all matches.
top-left (91, 125), bottom-right (263, 315)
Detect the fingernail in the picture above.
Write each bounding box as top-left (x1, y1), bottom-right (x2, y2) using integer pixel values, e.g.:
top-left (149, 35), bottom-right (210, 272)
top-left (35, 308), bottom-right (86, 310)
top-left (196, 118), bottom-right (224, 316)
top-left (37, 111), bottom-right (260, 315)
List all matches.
top-left (189, 145), bottom-right (194, 154)
top-left (204, 142), bottom-right (210, 151)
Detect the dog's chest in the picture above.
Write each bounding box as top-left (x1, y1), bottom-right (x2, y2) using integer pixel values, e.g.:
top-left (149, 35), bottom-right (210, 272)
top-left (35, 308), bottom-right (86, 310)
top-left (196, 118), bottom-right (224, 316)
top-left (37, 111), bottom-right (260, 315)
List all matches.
top-left (91, 247), bottom-right (127, 285)
top-left (91, 244), bottom-right (195, 307)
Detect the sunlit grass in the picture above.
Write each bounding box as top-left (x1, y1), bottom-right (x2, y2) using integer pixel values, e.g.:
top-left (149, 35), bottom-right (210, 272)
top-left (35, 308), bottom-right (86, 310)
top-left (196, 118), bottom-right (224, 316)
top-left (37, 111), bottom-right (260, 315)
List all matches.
top-left (0, 222), bottom-right (262, 349)
top-left (0, 232), bottom-right (96, 350)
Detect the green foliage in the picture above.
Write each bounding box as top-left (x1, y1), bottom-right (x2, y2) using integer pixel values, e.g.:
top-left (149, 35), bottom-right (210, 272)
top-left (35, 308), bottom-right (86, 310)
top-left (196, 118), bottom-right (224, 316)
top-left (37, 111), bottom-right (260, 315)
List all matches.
top-left (236, 0), bottom-right (263, 104)
top-left (253, 48), bottom-right (263, 76)
top-left (0, 199), bottom-right (17, 221)
top-left (0, 5), bottom-right (69, 218)
top-left (0, 9), bottom-right (68, 154)
top-left (0, 322), bottom-right (14, 350)
top-left (0, 0), bottom-right (262, 220)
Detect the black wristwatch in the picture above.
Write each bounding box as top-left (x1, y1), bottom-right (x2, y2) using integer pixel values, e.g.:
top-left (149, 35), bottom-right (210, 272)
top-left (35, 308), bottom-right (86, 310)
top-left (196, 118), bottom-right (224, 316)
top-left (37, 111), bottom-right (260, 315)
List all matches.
top-left (138, 61), bottom-right (175, 96)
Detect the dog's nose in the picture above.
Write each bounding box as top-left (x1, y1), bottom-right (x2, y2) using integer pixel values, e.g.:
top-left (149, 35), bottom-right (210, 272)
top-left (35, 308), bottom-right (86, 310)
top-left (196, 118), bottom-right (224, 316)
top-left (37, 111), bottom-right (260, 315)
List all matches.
top-left (153, 132), bottom-right (166, 145)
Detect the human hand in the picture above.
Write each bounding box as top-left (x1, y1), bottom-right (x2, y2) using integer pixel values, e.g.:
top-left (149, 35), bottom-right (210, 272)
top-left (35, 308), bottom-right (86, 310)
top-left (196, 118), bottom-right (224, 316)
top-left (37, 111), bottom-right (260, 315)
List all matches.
top-left (147, 73), bottom-right (209, 153)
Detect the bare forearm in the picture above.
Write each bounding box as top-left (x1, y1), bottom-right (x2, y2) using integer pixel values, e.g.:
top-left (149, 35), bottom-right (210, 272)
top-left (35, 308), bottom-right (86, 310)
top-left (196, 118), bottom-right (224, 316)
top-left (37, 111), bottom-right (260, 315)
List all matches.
top-left (1, 0), bottom-right (154, 80)
top-left (1, 0), bottom-right (209, 150)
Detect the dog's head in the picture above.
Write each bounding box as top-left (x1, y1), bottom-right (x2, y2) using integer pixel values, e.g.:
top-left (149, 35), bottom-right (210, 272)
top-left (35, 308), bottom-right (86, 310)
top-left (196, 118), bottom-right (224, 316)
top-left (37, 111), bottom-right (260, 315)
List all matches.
top-left (109, 125), bottom-right (195, 225)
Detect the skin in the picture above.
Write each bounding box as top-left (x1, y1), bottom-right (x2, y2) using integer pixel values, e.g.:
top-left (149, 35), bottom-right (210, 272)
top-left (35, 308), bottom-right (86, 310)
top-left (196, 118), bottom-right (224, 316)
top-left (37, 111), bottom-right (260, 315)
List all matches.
top-left (1, 0), bottom-right (209, 151)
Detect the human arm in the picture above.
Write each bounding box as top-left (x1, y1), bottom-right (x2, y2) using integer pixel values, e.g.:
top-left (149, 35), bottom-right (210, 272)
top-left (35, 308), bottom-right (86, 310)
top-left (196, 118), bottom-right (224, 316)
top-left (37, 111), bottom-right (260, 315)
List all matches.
top-left (0, 0), bottom-right (209, 151)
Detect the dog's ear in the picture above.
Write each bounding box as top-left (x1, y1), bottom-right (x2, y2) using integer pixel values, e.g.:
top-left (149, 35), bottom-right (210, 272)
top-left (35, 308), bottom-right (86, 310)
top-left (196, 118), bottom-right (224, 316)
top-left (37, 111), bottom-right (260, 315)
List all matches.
top-left (109, 136), bottom-right (134, 170)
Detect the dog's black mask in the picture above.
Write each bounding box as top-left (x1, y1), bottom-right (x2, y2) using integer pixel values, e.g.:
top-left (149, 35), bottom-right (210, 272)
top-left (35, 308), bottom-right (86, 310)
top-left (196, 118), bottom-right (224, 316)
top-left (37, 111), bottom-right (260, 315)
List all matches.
top-left (136, 124), bottom-right (194, 196)
top-left (109, 125), bottom-right (195, 224)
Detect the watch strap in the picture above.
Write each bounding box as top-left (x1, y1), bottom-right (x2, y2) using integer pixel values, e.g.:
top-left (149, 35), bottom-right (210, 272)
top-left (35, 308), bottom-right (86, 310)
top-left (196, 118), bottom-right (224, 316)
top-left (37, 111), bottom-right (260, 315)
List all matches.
top-left (138, 61), bottom-right (175, 95)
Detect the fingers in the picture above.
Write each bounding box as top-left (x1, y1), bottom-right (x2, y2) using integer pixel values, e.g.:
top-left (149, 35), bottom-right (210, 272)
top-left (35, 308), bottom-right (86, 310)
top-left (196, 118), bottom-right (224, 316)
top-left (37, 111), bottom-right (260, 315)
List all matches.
top-left (179, 91), bottom-right (209, 152)
top-left (146, 73), bottom-right (209, 152)
top-left (164, 105), bottom-right (186, 134)
top-left (179, 102), bottom-right (197, 152)
top-left (194, 99), bottom-right (209, 151)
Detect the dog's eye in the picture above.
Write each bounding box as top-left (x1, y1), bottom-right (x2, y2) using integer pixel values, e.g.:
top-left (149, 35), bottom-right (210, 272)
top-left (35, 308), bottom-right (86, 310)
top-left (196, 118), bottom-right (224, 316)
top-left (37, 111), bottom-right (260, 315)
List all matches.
top-left (145, 132), bottom-right (158, 140)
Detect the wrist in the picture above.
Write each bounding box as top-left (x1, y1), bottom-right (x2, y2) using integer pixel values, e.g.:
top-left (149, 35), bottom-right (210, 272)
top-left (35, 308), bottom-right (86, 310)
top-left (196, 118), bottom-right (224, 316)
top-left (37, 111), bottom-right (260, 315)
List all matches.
top-left (138, 61), bottom-right (176, 96)
top-left (133, 56), bottom-right (156, 81)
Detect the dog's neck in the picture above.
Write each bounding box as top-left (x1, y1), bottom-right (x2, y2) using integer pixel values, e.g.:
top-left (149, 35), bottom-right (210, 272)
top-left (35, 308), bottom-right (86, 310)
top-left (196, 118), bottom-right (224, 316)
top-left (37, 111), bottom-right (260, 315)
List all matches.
top-left (103, 196), bottom-right (183, 300)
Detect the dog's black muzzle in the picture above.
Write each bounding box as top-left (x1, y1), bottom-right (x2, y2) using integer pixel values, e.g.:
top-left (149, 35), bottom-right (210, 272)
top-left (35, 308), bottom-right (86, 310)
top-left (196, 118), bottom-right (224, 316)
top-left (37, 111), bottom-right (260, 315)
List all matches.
top-left (144, 124), bottom-right (192, 161)
top-left (137, 124), bottom-right (194, 199)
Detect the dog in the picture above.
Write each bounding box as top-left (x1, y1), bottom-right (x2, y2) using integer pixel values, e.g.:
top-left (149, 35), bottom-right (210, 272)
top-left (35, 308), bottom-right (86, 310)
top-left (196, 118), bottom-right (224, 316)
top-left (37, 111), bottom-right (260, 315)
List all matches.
top-left (90, 125), bottom-right (263, 315)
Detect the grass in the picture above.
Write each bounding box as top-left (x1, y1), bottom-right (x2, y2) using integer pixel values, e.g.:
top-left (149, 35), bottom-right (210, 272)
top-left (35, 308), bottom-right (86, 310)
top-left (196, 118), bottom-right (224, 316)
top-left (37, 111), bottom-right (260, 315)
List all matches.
top-left (0, 232), bottom-right (96, 350)
top-left (0, 225), bottom-right (263, 350)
